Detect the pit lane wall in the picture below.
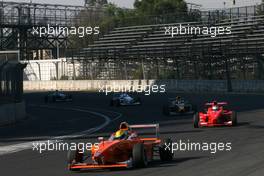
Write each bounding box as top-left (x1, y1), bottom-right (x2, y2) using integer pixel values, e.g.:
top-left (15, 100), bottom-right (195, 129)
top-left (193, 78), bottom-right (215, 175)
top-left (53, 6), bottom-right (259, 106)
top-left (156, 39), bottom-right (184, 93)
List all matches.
top-left (0, 101), bottom-right (26, 126)
top-left (23, 80), bottom-right (264, 93)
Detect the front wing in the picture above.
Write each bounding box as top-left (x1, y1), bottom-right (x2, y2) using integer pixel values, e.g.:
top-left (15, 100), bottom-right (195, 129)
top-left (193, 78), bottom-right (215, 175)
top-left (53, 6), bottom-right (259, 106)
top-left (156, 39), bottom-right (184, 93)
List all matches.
top-left (168, 105), bottom-right (194, 115)
top-left (69, 163), bottom-right (129, 170)
top-left (55, 96), bottom-right (72, 102)
top-left (199, 121), bottom-right (233, 127)
top-left (120, 100), bottom-right (141, 106)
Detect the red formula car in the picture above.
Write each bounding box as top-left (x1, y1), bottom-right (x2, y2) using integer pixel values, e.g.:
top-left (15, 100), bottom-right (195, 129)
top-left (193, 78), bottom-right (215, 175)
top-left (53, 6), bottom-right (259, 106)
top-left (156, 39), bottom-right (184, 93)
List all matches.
top-left (193, 101), bottom-right (237, 128)
top-left (67, 124), bottom-right (173, 171)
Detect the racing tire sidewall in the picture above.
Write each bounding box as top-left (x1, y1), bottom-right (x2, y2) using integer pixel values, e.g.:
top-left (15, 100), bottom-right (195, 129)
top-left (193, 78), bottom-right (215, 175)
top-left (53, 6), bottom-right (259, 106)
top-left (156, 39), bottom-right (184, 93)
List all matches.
top-left (110, 100), bottom-right (114, 106)
top-left (193, 113), bottom-right (200, 128)
top-left (159, 138), bottom-right (173, 161)
top-left (231, 111), bottom-right (237, 126)
top-left (192, 105), bottom-right (197, 114)
top-left (132, 143), bottom-right (148, 168)
top-left (67, 149), bottom-right (83, 164)
top-left (163, 105), bottom-right (170, 116)
top-left (114, 100), bottom-right (120, 107)
top-left (44, 96), bottom-right (48, 103)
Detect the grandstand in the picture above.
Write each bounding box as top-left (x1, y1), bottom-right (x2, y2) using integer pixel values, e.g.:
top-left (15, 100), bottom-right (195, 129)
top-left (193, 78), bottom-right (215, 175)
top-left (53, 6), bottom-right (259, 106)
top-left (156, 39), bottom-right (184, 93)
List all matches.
top-left (1, 1), bottom-right (263, 82)
top-left (69, 4), bottom-right (264, 81)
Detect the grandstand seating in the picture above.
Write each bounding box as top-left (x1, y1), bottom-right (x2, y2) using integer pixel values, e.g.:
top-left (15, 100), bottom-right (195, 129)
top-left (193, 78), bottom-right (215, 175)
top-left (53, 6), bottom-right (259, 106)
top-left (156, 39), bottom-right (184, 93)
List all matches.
top-left (78, 15), bottom-right (264, 59)
top-left (74, 14), bottom-right (264, 79)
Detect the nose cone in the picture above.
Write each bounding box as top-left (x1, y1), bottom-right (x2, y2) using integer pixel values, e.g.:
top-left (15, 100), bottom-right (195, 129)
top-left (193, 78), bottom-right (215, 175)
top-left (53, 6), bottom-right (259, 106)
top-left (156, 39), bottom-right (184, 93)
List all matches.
top-left (94, 140), bottom-right (120, 162)
top-left (209, 111), bottom-right (221, 123)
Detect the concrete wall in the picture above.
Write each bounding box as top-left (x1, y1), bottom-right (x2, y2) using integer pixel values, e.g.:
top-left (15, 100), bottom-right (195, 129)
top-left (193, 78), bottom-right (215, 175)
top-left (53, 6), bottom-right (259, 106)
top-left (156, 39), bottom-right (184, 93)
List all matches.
top-left (23, 80), bottom-right (264, 93)
top-left (0, 101), bottom-right (26, 126)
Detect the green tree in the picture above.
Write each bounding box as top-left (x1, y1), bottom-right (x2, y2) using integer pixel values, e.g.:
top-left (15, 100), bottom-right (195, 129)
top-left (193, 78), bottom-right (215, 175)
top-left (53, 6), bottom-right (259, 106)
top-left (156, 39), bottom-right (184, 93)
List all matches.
top-left (134, 0), bottom-right (187, 16)
top-left (86, 0), bottom-right (108, 6)
top-left (70, 0), bottom-right (190, 48)
top-left (69, 3), bottom-right (132, 48)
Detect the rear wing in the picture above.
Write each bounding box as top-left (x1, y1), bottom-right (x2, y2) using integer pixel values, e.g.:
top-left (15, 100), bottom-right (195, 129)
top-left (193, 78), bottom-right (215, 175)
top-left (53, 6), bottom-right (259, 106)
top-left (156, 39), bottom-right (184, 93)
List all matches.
top-left (168, 98), bottom-right (176, 101)
top-left (130, 124), bottom-right (160, 138)
top-left (168, 98), bottom-right (186, 103)
top-left (168, 98), bottom-right (185, 101)
top-left (205, 102), bottom-right (227, 106)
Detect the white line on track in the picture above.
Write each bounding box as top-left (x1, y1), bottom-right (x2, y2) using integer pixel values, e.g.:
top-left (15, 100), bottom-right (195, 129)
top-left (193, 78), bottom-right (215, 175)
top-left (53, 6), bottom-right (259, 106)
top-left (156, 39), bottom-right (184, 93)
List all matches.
top-left (0, 105), bottom-right (122, 156)
top-left (67, 105), bottom-right (123, 123)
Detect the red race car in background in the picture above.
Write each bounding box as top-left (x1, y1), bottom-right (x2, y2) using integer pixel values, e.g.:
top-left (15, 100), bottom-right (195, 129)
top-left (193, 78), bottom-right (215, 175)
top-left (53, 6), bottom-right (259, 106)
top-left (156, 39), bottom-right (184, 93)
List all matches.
top-left (67, 124), bottom-right (173, 171)
top-left (193, 101), bottom-right (237, 128)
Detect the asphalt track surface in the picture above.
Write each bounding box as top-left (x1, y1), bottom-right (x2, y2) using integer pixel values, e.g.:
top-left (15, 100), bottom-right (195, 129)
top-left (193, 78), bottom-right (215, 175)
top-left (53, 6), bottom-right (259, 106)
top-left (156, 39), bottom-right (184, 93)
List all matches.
top-left (0, 92), bottom-right (264, 176)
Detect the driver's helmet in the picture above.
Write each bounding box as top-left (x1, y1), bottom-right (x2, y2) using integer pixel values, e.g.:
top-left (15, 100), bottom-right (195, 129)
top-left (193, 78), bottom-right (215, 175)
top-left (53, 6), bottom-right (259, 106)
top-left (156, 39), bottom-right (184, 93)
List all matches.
top-left (176, 96), bottom-right (183, 103)
top-left (54, 90), bottom-right (59, 95)
top-left (212, 101), bottom-right (219, 111)
top-left (123, 93), bottom-right (129, 97)
top-left (119, 122), bottom-right (130, 130)
top-left (114, 129), bottom-right (128, 139)
top-left (120, 93), bottom-right (126, 98)
top-left (114, 122), bottom-right (130, 140)
top-left (212, 106), bottom-right (219, 111)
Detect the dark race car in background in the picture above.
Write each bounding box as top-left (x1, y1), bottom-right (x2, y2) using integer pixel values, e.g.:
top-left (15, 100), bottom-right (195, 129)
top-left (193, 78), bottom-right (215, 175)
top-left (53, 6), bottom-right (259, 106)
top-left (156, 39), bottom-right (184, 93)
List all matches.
top-left (110, 93), bottom-right (141, 106)
top-left (44, 90), bottom-right (73, 103)
top-left (163, 97), bottom-right (196, 116)
top-left (193, 101), bottom-right (237, 128)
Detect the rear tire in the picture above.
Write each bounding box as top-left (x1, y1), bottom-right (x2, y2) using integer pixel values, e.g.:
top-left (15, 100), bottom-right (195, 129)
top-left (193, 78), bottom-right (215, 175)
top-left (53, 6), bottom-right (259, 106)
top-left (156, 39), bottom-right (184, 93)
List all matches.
top-left (136, 97), bottom-right (142, 105)
top-left (68, 95), bottom-right (73, 102)
top-left (163, 105), bottom-right (170, 116)
top-left (44, 96), bottom-right (48, 103)
top-left (159, 138), bottom-right (173, 161)
top-left (132, 143), bottom-right (148, 168)
top-left (67, 150), bottom-right (83, 171)
top-left (193, 113), bottom-right (200, 128)
top-left (231, 111), bottom-right (237, 126)
top-left (52, 96), bottom-right (56, 102)
top-left (113, 100), bottom-right (120, 107)
top-left (192, 105), bottom-right (197, 114)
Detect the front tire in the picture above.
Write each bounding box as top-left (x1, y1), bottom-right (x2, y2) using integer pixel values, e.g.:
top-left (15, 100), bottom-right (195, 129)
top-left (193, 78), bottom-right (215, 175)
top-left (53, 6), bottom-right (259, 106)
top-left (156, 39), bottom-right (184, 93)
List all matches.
top-left (231, 111), bottom-right (237, 126)
top-left (67, 150), bottom-right (83, 171)
top-left (136, 97), bottom-right (142, 105)
top-left (44, 96), bottom-right (48, 103)
top-left (163, 105), bottom-right (170, 116)
top-left (68, 95), bottom-right (73, 102)
top-left (132, 143), bottom-right (148, 168)
top-left (192, 105), bottom-right (197, 114)
top-left (113, 100), bottom-right (120, 107)
top-left (52, 96), bottom-right (56, 102)
top-left (193, 113), bottom-right (200, 128)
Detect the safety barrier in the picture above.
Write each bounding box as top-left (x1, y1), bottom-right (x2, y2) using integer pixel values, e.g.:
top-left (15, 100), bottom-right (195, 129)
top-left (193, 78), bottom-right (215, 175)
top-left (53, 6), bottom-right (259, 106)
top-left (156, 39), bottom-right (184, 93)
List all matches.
top-left (23, 80), bottom-right (264, 93)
